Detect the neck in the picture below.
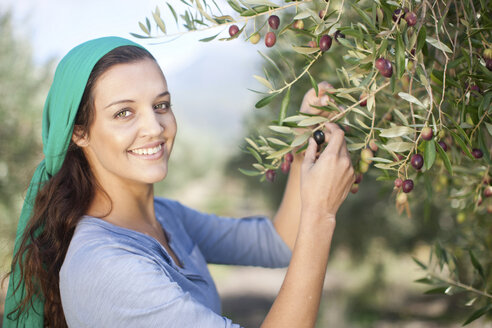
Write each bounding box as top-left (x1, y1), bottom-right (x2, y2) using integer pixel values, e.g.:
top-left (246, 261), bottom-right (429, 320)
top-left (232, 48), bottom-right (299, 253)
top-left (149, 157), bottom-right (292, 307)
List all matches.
top-left (87, 177), bottom-right (158, 229)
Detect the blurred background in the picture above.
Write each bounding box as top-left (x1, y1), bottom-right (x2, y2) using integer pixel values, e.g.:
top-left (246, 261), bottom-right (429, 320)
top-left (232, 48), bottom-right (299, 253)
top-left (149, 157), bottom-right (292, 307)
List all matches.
top-left (0, 0), bottom-right (490, 327)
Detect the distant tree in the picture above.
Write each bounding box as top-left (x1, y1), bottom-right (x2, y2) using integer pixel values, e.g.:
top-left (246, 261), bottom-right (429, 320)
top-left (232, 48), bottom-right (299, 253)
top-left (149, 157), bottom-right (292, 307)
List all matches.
top-left (0, 12), bottom-right (52, 252)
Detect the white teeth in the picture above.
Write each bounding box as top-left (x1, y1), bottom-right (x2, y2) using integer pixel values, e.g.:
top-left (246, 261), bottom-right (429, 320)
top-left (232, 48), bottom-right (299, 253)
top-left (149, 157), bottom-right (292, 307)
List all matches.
top-left (130, 144), bottom-right (162, 155)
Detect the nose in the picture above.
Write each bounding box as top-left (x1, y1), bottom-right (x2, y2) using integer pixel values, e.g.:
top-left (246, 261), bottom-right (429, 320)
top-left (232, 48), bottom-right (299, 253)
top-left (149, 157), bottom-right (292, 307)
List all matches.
top-left (139, 107), bottom-right (164, 138)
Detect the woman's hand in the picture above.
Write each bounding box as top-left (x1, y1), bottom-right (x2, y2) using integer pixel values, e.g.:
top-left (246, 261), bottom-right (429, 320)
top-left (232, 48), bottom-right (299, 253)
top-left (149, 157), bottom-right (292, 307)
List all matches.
top-left (300, 123), bottom-right (354, 221)
top-left (299, 81), bottom-right (341, 118)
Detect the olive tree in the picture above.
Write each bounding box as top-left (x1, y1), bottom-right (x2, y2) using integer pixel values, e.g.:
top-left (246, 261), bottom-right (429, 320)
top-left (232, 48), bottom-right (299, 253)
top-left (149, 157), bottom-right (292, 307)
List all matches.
top-left (133, 0), bottom-right (492, 324)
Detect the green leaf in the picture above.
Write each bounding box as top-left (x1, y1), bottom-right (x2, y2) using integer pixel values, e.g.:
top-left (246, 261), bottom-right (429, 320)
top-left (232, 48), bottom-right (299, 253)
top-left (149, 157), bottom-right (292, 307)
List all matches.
top-left (454, 123), bottom-right (472, 145)
top-left (245, 137), bottom-right (259, 151)
top-left (255, 93), bottom-right (279, 108)
top-left (486, 122), bottom-right (492, 136)
top-left (383, 141), bottom-right (414, 153)
top-left (199, 32), bottom-right (221, 42)
top-left (424, 139), bottom-right (436, 170)
top-left (266, 147), bottom-right (292, 160)
top-left (291, 132), bottom-right (310, 148)
top-left (238, 168), bottom-right (262, 176)
top-left (153, 7), bottom-right (167, 34)
top-left (469, 250), bottom-right (485, 279)
top-left (379, 126), bottom-right (415, 138)
top-left (355, 118), bottom-right (371, 130)
top-left (478, 92), bottom-right (492, 117)
top-left (279, 87), bottom-right (291, 125)
top-left (396, 32), bottom-right (405, 79)
top-left (463, 304), bottom-right (492, 326)
top-left (412, 257), bottom-right (428, 270)
top-left (436, 141), bottom-right (453, 175)
top-left (227, 0), bottom-right (244, 13)
top-left (374, 163), bottom-right (398, 170)
top-left (253, 75), bottom-right (273, 90)
top-left (146, 18), bottom-right (151, 33)
top-left (292, 46), bottom-right (319, 55)
top-left (139, 21), bottom-right (150, 35)
top-left (350, 4), bottom-right (377, 32)
top-left (449, 130), bottom-right (473, 159)
top-left (267, 137), bottom-right (289, 147)
top-left (367, 93), bottom-right (375, 112)
top-left (424, 286), bottom-right (448, 294)
top-left (298, 116), bottom-right (329, 127)
top-left (268, 125), bottom-right (293, 134)
top-left (398, 92), bottom-right (425, 108)
top-left (426, 37), bottom-right (452, 53)
top-left (258, 51), bottom-right (285, 81)
top-left (242, 0), bottom-right (278, 7)
top-left (195, 0), bottom-right (217, 24)
top-left (393, 108), bottom-right (409, 125)
top-left (416, 26), bottom-right (426, 52)
top-left (246, 146), bottom-right (262, 163)
top-left (478, 129), bottom-right (491, 164)
top-left (370, 157), bottom-right (393, 163)
top-left (376, 38), bottom-right (388, 58)
top-left (252, 163), bottom-right (265, 171)
top-left (240, 5), bottom-right (269, 16)
top-left (293, 8), bottom-right (317, 20)
top-left (167, 3), bottom-right (178, 24)
top-left (307, 71), bottom-right (318, 97)
top-left (414, 277), bottom-right (434, 285)
top-left (283, 115), bottom-right (307, 123)
top-left (129, 33), bottom-right (151, 39)
top-left (347, 143), bottom-right (365, 151)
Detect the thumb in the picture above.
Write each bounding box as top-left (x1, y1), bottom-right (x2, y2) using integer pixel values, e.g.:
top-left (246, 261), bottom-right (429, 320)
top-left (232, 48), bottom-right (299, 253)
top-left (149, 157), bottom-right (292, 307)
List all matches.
top-left (302, 138), bottom-right (317, 169)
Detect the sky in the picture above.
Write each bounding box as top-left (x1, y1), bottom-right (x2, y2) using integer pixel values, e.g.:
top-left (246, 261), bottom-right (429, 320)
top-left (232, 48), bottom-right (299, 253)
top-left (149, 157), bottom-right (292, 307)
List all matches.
top-left (0, 0), bottom-right (265, 145)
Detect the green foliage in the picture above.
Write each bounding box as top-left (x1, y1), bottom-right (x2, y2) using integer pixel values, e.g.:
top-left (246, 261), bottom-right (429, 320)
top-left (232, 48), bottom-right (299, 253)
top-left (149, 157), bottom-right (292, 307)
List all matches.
top-left (0, 12), bottom-right (52, 237)
top-left (137, 0), bottom-right (492, 324)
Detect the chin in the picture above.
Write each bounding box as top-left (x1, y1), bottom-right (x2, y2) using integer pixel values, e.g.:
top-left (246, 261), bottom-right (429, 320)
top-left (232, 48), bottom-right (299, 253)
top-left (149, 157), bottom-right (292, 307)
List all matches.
top-left (144, 169), bottom-right (168, 184)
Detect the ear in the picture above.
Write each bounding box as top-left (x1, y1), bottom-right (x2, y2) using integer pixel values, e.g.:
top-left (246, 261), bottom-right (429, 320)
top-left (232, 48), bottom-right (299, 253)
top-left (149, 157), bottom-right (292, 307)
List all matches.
top-left (72, 125), bottom-right (89, 147)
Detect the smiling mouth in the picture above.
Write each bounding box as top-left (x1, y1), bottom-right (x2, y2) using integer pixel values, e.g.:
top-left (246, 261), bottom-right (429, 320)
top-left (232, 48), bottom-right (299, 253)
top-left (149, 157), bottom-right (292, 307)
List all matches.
top-left (129, 143), bottom-right (163, 155)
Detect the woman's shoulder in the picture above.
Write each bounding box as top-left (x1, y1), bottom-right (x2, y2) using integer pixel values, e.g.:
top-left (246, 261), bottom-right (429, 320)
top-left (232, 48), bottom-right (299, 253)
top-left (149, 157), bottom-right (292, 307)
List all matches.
top-left (61, 217), bottom-right (159, 276)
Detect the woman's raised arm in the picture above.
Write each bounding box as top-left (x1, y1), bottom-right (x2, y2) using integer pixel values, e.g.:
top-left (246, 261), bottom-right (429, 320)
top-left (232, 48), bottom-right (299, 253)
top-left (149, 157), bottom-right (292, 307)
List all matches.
top-left (273, 81), bottom-right (339, 250)
top-left (265, 123), bottom-right (354, 327)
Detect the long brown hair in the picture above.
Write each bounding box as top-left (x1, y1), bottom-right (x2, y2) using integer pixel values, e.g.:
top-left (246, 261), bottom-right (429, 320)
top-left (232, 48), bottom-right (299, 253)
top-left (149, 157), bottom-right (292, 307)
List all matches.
top-left (4, 45), bottom-right (155, 327)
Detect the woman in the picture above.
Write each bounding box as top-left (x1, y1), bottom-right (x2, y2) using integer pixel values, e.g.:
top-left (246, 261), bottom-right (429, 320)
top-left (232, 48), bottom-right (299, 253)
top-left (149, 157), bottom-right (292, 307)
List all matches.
top-left (3, 37), bottom-right (354, 327)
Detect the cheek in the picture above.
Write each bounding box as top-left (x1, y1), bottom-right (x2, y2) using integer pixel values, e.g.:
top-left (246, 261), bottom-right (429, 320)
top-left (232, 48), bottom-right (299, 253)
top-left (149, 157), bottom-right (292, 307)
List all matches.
top-left (163, 113), bottom-right (177, 136)
top-left (91, 122), bottom-right (135, 155)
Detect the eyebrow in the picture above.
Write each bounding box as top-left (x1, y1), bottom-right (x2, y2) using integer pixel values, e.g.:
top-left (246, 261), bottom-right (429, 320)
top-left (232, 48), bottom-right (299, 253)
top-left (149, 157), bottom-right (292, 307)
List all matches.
top-left (104, 91), bottom-right (171, 109)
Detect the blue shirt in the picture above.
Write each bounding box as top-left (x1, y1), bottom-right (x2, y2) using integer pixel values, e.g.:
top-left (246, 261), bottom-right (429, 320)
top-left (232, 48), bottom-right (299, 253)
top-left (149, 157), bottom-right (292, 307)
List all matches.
top-left (59, 197), bottom-right (292, 327)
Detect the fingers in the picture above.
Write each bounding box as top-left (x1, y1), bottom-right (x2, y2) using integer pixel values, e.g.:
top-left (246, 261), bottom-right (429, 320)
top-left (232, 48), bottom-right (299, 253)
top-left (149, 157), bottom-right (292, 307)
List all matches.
top-left (320, 123), bottom-right (346, 156)
top-left (318, 81), bottom-right (334, 96)
top-left (301, 81), bottom-right (335, 116)
top-left (302, 138), bottom-right (318, 168)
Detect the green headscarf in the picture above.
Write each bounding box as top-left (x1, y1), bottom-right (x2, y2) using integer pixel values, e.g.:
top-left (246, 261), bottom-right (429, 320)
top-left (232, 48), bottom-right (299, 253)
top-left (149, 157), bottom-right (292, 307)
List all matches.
top-left (3, 36), bottom-right (144, 327)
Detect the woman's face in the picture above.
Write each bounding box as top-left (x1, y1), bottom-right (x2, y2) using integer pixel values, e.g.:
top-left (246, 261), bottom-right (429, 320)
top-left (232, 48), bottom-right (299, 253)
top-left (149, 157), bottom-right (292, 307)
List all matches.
top-left (75, 58), bottom-right (177, 187)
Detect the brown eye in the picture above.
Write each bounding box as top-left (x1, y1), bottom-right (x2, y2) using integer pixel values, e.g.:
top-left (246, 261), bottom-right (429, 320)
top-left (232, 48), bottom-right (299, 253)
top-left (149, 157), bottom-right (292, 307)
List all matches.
top-left (153, 102), bottom-right (171, 111)
top-left (114, 109), bottom-right (131, 118)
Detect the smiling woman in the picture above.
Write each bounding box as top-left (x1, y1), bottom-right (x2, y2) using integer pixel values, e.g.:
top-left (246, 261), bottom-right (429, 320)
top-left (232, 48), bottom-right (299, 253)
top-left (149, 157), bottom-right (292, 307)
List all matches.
top-left (3, 37), bottom-right (355, 328)
top-left (73, 58), bottom-right (177, 192)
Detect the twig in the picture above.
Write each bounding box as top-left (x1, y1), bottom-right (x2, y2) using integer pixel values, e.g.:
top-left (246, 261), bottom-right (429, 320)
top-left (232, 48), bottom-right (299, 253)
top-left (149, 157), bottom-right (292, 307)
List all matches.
top-left (269, 51), bottom-right (323, 94)
top-left (147, 0), bottom-right (313, 41)
top-left (329, 81), bottom-right (391, 122)
top-left (427, 271), bottom-right (492, 300)
top-left (470, 111), bottom-right (490, 141)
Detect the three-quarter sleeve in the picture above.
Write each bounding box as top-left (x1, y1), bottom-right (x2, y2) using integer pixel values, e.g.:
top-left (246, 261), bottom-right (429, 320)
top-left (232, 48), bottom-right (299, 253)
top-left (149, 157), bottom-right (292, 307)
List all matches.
top-left (169, 200), bottom-right (292, 267)
top-left (59, 241), bottom-right (241, 328)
